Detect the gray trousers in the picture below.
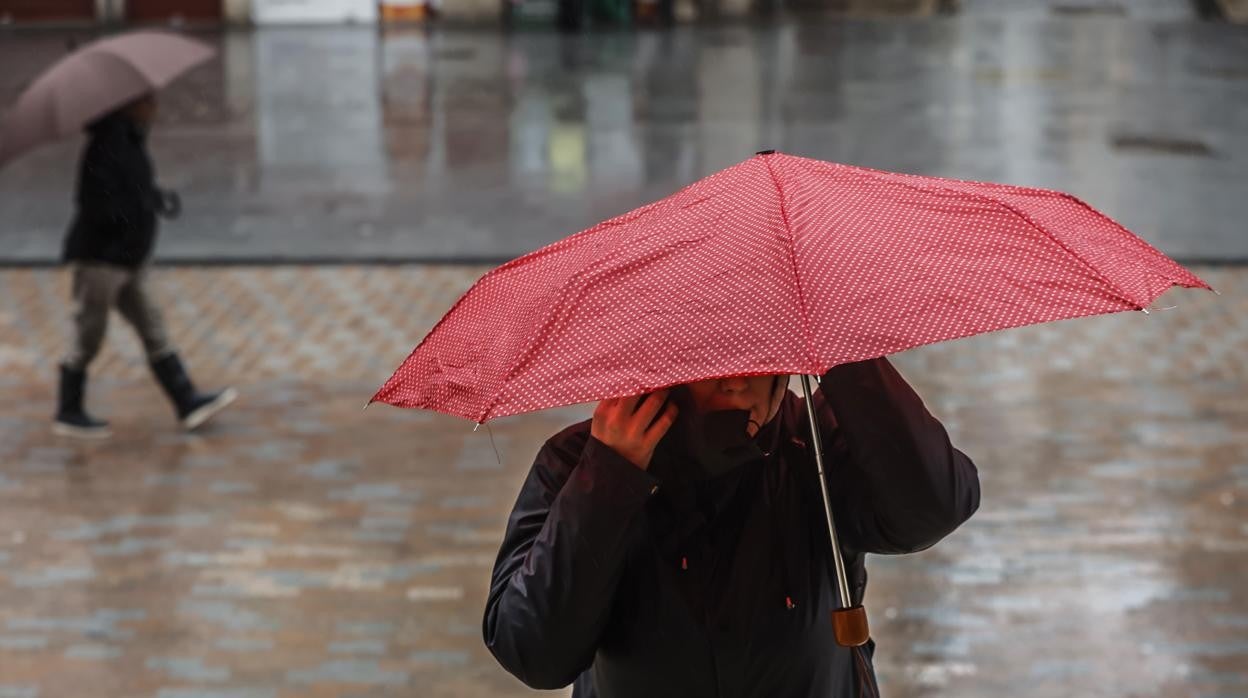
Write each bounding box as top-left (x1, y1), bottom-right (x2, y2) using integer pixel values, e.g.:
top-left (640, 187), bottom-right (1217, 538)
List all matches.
top-left (63, 263), bottom-right (174, 371)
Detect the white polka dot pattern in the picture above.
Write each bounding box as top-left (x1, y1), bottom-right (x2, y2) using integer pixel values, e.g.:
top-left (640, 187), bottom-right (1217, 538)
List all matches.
top-left (372, 152), bottom-right (1212, 423)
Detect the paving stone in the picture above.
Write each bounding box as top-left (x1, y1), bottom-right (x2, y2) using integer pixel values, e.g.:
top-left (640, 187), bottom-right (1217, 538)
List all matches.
top-left (0, 264), bottom-right (1241, 697)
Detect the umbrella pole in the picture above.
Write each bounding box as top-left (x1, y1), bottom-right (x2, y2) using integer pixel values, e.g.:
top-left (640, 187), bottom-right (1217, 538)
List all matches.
top-left (800, 374), bottom-right (870, 648)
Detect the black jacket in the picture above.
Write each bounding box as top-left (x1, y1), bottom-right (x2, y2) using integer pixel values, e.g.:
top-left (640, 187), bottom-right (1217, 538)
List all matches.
top-left (62, 113), bottom-right (160, 267)
top-left (484, 357), bottom-right (981, 698)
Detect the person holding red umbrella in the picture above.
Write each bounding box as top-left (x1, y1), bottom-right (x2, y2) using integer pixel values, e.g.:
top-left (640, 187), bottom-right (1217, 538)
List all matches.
top-left (483, 362), bottom-right (980, 697)
top-left (373, 150), bottom-right (1209, 696)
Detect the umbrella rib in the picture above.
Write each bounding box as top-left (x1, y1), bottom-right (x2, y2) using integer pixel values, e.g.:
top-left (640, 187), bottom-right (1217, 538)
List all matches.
top-left (760, 155), bottom-right (818, 372)
top-left (474, 200), bottom-right (700, 422)
top-left (369, 280), bottom-right (475, 411)
top-left (475, 258), bottom-right (595, 423)
top-left (850, 165), bottom-right (1145, 310)
top-left (1051, 191), bottom-right (1211, 291)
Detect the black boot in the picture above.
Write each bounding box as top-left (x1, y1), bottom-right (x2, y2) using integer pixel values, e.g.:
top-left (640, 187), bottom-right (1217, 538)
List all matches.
top-left (53, 364), bottom-right (111, 439)
top-left (149, 353), bottom-right (238, 431)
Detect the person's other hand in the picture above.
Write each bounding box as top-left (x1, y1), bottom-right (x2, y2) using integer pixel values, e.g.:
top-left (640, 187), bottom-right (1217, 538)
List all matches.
top-left (156, 188), bottom-right (181, 220)
top-left (591, 390), bottom-right (678, 470)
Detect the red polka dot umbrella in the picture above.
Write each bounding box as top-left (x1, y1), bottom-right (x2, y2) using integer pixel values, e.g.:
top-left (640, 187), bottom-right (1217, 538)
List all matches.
top-left (373, 150), bottom-right (1212, 657)
top-left (373, 151), bottom-right (1210, 423)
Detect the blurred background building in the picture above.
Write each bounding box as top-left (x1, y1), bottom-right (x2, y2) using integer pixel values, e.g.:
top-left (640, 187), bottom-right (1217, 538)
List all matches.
top-left (1, 0), bottom-right (1234, 27)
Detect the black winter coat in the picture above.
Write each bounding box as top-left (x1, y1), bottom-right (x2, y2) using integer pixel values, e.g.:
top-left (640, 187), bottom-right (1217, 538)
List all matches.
top-left (62, 113), bottom-right (161, 267)
top-left (484, 358), bottom-right (981, 698)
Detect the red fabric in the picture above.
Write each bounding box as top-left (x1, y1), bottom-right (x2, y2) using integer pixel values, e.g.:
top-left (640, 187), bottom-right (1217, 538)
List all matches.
top-left (373, 152), bottom-right (1210, 422)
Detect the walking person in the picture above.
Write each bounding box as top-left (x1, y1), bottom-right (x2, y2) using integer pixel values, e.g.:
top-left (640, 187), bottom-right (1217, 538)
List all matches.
top-left (54, 94), bottom-right (236, 439)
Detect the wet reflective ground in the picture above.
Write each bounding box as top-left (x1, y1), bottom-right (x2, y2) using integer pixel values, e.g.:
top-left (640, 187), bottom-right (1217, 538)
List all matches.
top-left (1, 13), bottom-right (1247, 263)
top-left (0, 265), bottom-right (1243, 697)
top-left (1, 8), bottom-right (1246, 698)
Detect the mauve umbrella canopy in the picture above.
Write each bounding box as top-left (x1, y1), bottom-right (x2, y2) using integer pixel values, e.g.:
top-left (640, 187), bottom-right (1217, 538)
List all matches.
top-left (0, 31), bottom-right (214, 165)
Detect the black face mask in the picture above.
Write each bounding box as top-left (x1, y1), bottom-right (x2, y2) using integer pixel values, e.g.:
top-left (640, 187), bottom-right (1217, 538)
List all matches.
top-left (666, 390), bottom-right (768, 480)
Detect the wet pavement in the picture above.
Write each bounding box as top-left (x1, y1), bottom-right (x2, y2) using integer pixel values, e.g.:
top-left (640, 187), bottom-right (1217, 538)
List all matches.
top-left (2, 13), bottom-right (1248, 264)
top-left (0, 264), bottom-right (1244, 697)
top-left (2, 6), bottom-right (1247, 697)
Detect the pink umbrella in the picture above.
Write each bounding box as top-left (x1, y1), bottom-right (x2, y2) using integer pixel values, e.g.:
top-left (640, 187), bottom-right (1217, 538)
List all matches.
top-left (372, 153), bottom-right (1212, 654)
top-left (0, 30), bottom-right (214, 165)
top-left (374, 152), bottom-right (1211, 423)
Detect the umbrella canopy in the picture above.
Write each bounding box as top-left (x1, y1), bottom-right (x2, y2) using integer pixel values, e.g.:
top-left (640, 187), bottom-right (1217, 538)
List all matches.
top-left (0, 31), bottom-right (214, 164)
top-left (373, 151), bottom-right (1210, 423)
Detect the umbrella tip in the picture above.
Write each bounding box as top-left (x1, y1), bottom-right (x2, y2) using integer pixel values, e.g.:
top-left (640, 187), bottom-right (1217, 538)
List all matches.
top-left (756, 149), bottom-right (776, 156)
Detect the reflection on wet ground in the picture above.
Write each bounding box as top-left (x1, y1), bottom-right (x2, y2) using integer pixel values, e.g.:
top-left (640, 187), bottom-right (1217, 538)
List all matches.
top-left (1, 15), bottom-right (1247, 263)
top-left (0, 264), bottom-right (1243, 697)
top-left (1, 7), bottom-right (1245, 696)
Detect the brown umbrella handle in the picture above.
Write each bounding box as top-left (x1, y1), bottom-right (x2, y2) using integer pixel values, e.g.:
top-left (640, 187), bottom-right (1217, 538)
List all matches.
top-left (832, 605), bottom-right (871, 647)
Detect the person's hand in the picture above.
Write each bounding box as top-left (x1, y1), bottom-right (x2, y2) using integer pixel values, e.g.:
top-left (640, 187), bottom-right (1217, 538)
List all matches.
top-left (591, 390), bottom-right (678, 470)
top-left (155, 188), bottom-right (181, 220)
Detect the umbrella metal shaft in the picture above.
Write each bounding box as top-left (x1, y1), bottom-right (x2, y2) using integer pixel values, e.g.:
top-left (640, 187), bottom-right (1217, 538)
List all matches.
top-left (800, 374), bottom-right (854, 610)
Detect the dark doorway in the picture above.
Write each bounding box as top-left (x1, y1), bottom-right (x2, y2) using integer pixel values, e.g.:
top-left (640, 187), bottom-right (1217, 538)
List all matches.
top-left (0, 0), bottom-right (95, 21)
top-left (127, 0), bottom-right (222, 22)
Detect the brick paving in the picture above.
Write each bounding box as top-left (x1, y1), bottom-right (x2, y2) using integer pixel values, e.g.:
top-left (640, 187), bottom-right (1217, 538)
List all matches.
top-left (0, 264), bottom-right (1244, 697)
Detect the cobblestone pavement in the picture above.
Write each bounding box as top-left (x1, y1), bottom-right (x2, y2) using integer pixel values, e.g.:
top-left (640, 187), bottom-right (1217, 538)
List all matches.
top-left (0, 265), bottom-right (1244, 698)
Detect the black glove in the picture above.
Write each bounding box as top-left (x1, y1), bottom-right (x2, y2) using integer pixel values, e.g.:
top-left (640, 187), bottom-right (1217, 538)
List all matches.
top-left (155, 188), bottom-right (182, 220)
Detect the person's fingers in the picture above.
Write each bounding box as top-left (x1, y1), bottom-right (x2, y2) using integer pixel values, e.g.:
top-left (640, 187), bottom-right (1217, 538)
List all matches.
top-left (592, 398), bottom-right (616, 422)
top-left (599, 394), bottom-right (638, 419)
top-left (613, 394), bottom-right (643, 417)
top-left (592, 401), bottom-right (624, 440)
top-left (632, 389), bottom-right (669, 427)
top-left (594, 396), bottom-right (631, 420)
top-left (644, 401), bottom-right (679, 441)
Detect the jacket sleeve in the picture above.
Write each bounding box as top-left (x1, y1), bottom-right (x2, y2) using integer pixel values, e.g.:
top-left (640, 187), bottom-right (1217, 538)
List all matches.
top-left (816, 357), bottom-right (980, 555)
top-left (483, 425), bottom-right (660, 689)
